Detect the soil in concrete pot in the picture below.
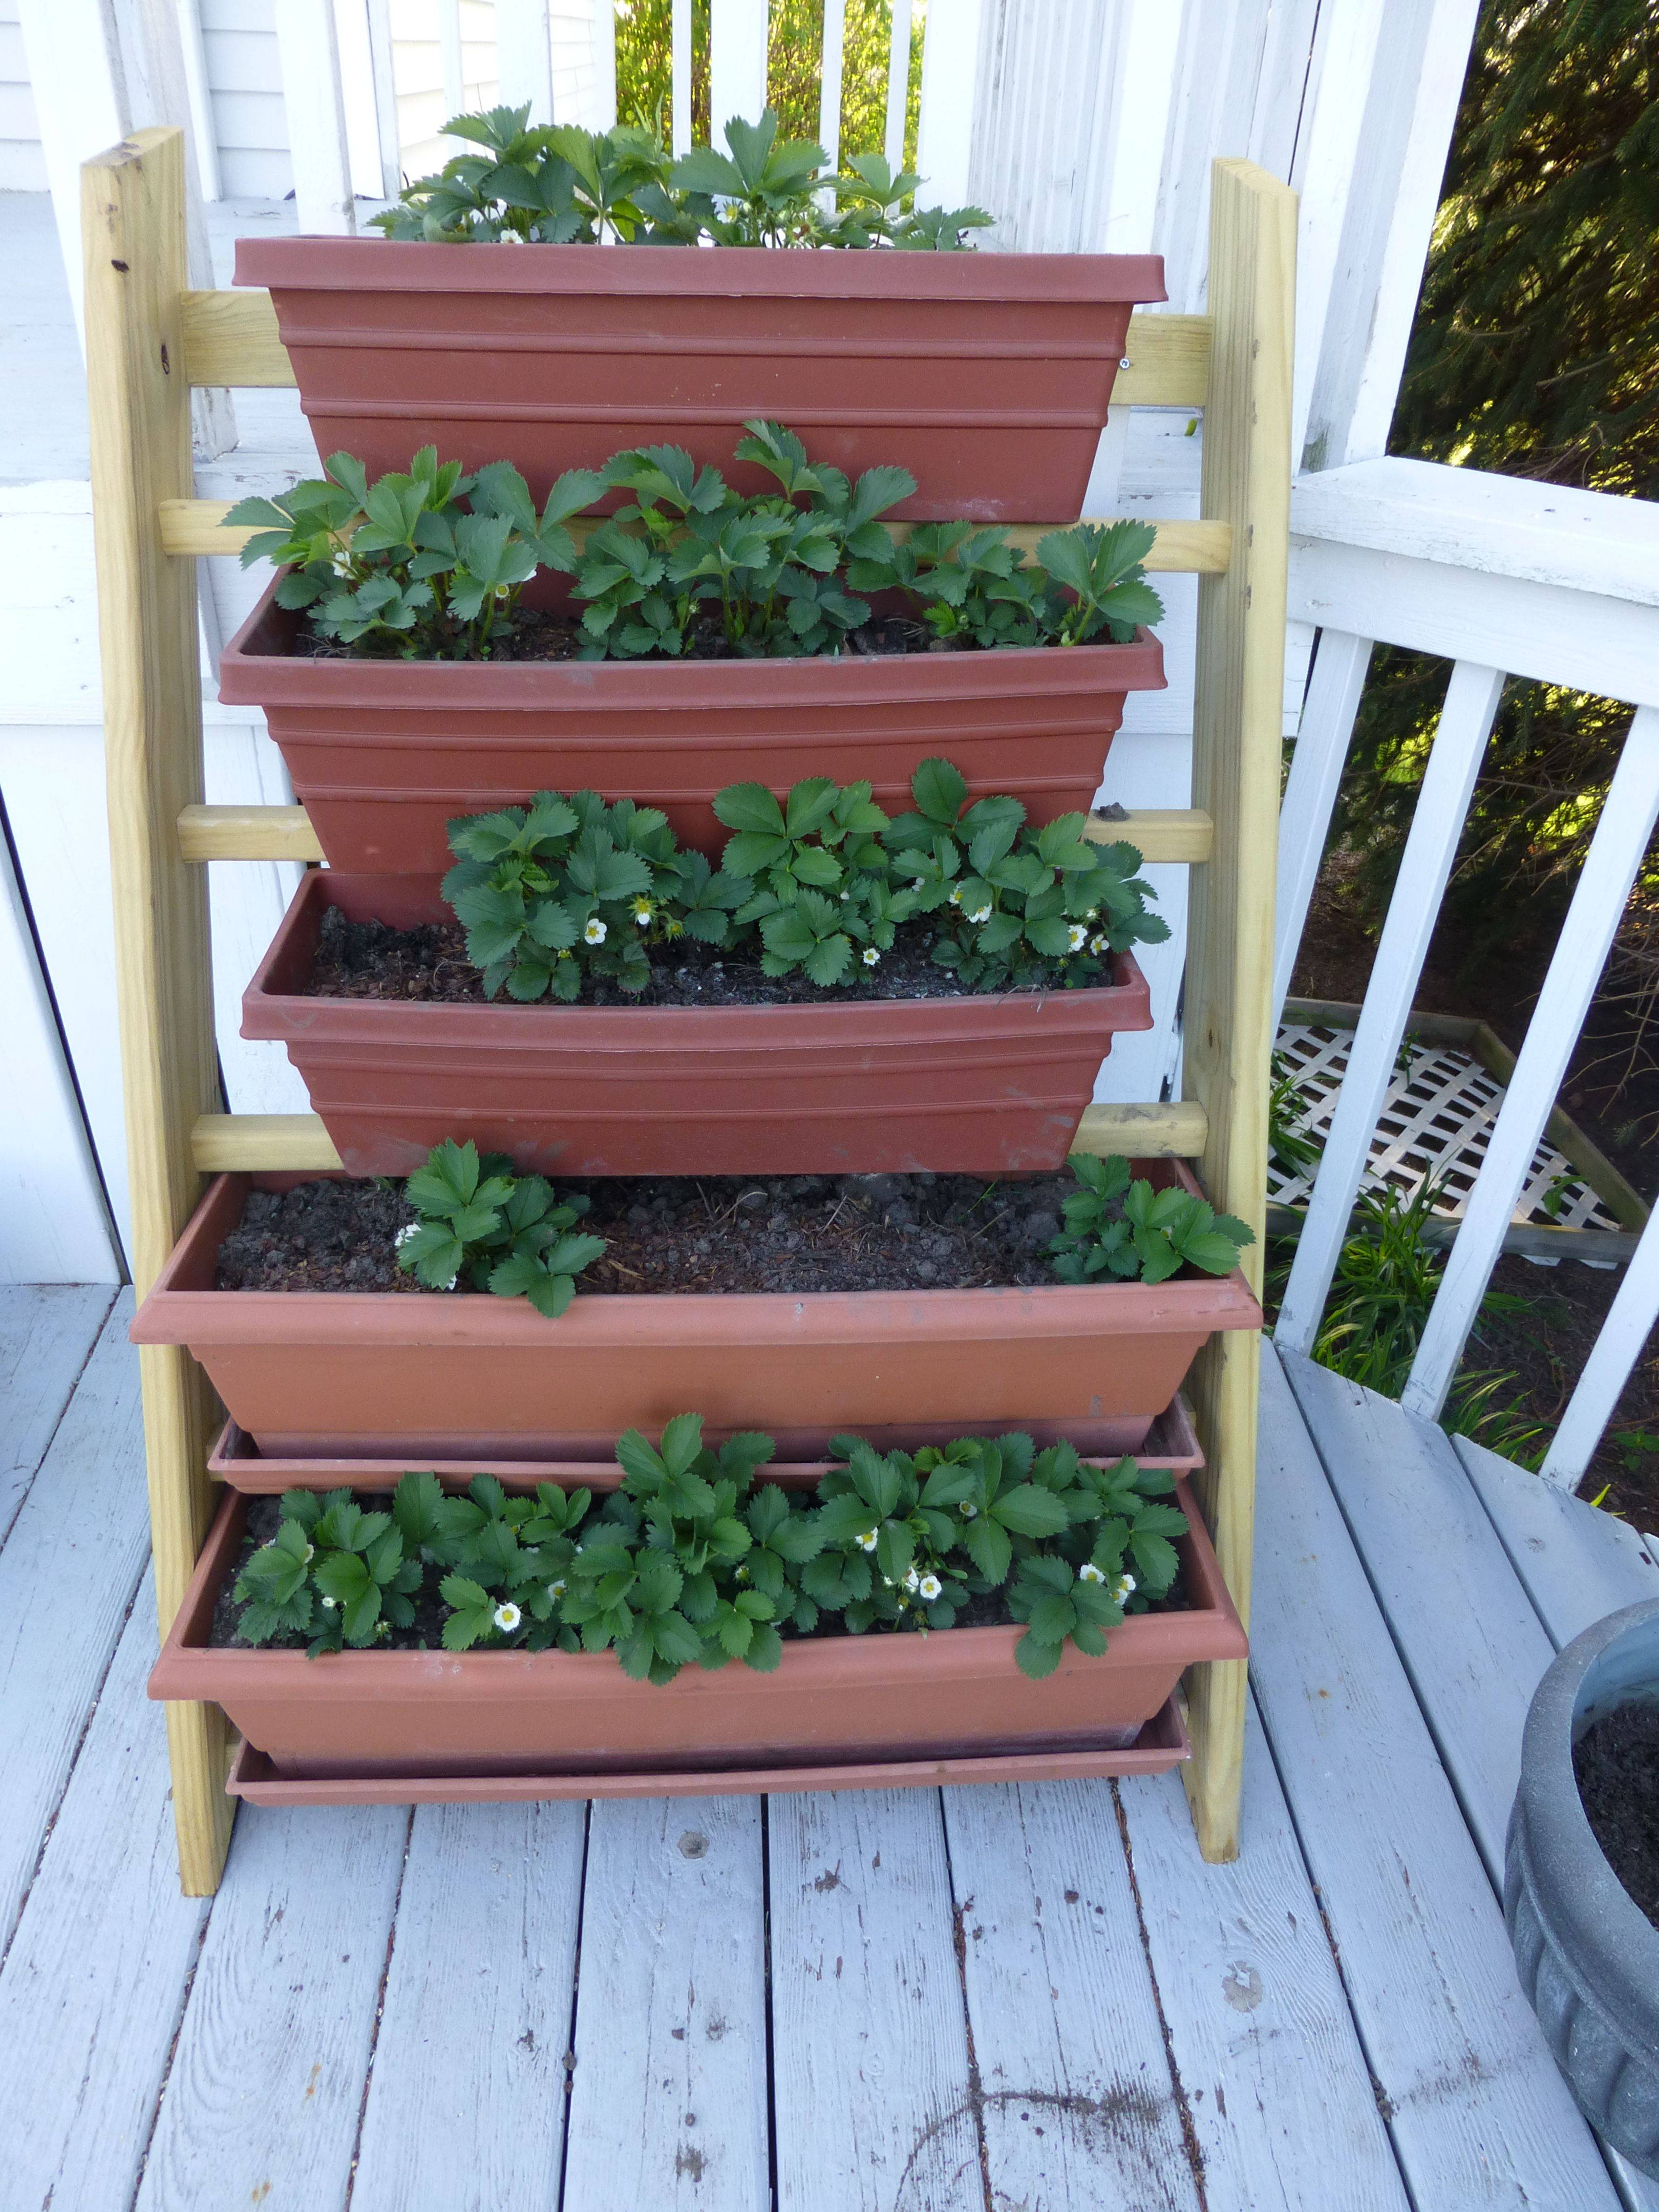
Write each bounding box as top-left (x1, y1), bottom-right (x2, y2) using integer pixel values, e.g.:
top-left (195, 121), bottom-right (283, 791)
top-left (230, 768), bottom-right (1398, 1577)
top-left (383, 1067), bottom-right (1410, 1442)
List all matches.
top-left (1575, 1704), bottom-right (1659, 1928)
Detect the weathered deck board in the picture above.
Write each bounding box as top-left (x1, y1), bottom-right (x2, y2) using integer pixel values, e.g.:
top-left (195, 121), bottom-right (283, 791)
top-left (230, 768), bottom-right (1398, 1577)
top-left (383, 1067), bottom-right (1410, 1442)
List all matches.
top-left (942, 1778), bottom-right (1203, 2212)
top-left (1282, 1352), bottom-right (1554, 1879)
top-left (0, 1283), bottom-right (112, 1539)
top-left (768, 1788), bottom-right (982, 2212)
top-left (1251, 1344), bottom-right (1622, 2209)
top-left (350, 1802), bottom-right (585, 2212)
top-left (133, 1806), bottom-right (410, 2212)
top-left (0, 1294), bottom-right (148, 1952)
top-left (0, 1576), bottom-right (207, 2212)
top-left (1454, 1430), bottom-right (1659, 1638)
top-left (1115, 1700), bottom-right (1412, 2212)
top-left (563, 1796), bottom-right (770, 2212)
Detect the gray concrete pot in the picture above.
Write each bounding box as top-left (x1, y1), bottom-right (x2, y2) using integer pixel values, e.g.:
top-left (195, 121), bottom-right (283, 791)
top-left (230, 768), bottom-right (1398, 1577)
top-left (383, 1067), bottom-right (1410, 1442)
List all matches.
top-left (1506, 1598), bottom-right (1659, 2177)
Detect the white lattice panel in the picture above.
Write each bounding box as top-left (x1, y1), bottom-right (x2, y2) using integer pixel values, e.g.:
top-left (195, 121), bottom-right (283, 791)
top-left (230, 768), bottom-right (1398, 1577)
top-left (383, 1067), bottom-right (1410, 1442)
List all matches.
top-left (1269, 1022), bottom-right (1623, 1233)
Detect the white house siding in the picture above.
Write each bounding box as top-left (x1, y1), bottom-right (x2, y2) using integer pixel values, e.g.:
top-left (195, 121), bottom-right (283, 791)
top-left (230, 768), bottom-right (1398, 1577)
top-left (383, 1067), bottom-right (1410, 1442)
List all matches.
top-left (0, 0), bottom-right (46, 189)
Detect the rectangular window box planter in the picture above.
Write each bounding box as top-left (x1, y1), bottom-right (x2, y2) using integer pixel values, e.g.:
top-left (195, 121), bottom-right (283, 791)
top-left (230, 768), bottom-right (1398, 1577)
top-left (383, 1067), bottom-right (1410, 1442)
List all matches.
top-left (130, 1172), bottom-right (1263, 1461)
top-left (242, 869), bottom-right (1157, 1179)
top-left (216, 581), bottom-right (1167, 874)
top-left (150, 1478), bottom-right (1245, 1781)
top-left (203, 1394), bottom-right (1205, 1492)
top-left (232, 238), bottom-right (1167, 526)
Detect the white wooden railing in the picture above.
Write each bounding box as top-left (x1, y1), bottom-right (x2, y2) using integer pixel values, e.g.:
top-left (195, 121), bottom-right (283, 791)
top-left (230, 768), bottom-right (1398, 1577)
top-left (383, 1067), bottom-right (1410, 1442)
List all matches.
top-left (1277, 458), bottom-right (1659, 1489)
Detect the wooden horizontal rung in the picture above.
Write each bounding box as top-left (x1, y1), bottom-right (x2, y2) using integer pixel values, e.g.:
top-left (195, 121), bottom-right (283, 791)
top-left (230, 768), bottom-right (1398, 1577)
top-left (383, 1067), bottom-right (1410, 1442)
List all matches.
top-left (177, 802), bottom-right (1213, 866)
top-left (178, 804), bottom-right (324, 862)
top-left (163, 497), bottom-right (1231, 573)
top-left (192, 1103), bottom-right (1207, 1175)
top-left (180, 292), bottom-right (1211, 409)
top-left (193, 1114), bottom-right (342, 1173)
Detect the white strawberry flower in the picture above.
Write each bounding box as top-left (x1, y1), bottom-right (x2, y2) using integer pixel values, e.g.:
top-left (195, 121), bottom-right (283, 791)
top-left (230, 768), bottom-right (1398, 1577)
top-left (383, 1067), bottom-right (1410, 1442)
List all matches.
top-left (394, 1222), bottom-right (419, 1251)
top-left (960, 1501), bottom-right (978, 1519)
top-left (918, 1573), bottom-right (943, 1602)
top-left (967, 905), bottom-right (992, 925)
top-left (321, 1595), bottom-right (337, 1610)
top-left (1113, 1572), bottom-right (1137, 1605)
top-left (856, 1528), bottom-right (879, 1552)
top-left (584, 917), bottom-right (607, 945)
top-left (903, 1567), bottom-right (921, 1594)
top-left (632, 898), bottom-right (654, 927)
top-left (549, 1578), bottom-right (567, 1601)
top-left (1078, 1561), bottom-right (1107, 1584)
top-left (1067, 923), bottom-right (1088, 951)
top-left (862, 947), bottom-right (880, 967)
top-left (500, 226), bottom-right (528, 244)
top-left (493, 1602), bottom-right (522, 1632)
top-left (1090, 933), bottom-right (1109, 955)
top-left (948, 885), bottom-right (963, 906)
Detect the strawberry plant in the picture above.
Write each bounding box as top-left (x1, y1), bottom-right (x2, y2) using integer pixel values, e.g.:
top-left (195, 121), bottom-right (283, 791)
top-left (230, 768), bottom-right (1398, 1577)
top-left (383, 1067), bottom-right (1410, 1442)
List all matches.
top-left (394, 1139), bottom-right (605, 1316)
top-left (372, 105), bottom-right (989, 251)
top-left (850, 517), bottom-right (1164, 650)
top-left (1048, 1153), bottom-right (1255, 1286)
top-left (224, 448), bottom-right (603, 658)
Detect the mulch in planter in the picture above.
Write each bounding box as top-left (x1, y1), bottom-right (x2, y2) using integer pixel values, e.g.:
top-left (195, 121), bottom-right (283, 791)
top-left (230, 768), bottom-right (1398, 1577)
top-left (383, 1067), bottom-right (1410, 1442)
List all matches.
top-left (213, 1170), bottom-right (1082, 1299)
top-left (1575, 1704), bottom-right (1659, 1928)
top-left (306, 906), bottom-right (1002, 1009)
top-left (206, 1493), bottom-right (1191, 1651)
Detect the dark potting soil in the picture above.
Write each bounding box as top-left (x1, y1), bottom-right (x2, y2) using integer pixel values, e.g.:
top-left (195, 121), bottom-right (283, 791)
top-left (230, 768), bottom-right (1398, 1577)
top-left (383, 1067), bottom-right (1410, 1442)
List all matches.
top-left (305, 905), bottom-right (1004, 1007)
top-left (297, 610), bottom-right (963, 664)
top-left (207, 1492), bottom-right (1188, 1651)
top-left (213, 1169), bottom-right (1082, 1297)
top-left (1574, 1703), bottom-right (1659, 1929)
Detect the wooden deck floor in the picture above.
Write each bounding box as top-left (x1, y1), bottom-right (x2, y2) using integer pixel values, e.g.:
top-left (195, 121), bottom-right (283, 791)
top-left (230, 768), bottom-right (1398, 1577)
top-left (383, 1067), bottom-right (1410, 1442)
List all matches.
top-left (1, 1287), bottom-right (1656, 2212)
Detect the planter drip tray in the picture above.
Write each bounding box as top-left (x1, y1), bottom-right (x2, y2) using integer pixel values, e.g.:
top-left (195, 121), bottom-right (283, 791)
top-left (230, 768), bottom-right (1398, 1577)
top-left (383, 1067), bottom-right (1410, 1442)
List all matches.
top-left (225, 1699), bottom-right (1190, 1804)
top-left (206, 1395), bottom-right (1204, 1493)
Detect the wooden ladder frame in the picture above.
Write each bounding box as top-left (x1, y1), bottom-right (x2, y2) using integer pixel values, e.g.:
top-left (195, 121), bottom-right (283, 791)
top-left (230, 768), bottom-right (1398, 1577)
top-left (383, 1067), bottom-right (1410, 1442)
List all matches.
top-left (86, 127), bottom-right (1292, 1892)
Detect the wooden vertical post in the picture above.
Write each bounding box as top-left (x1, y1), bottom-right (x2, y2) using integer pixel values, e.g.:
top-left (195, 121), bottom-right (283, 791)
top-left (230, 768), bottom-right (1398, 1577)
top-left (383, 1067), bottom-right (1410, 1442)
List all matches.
top-left (84, 125), bottom-right (235, 1896)
top-left (1181, 159), bottom-right (1295, 1863)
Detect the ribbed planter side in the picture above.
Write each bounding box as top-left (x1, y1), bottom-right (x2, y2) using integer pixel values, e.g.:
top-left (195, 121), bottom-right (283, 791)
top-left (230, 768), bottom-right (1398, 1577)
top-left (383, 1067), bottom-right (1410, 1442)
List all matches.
top-left (129, 1169), bottom-right (1263, 1459)
top-left (204, 1394), bottom-right (1205, 1492)
top-left (217, 584), bottom-right (1167, 874)
top-left (1505, 1599), bottom-right (1659, 2178)
top-left (242, 870), bottom-right (1156, 1177)
top-left (150, 1478), bottom-right (1246, 1779)
top-left (232, 237), bottom-right (1167, 521)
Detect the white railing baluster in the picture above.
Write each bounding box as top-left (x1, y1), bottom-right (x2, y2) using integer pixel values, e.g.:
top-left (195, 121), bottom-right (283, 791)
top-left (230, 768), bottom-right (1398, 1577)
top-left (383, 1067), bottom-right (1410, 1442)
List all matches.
top-left (1404, 705), bottom-right (1659, 1418)
top-left (710, 0), bottom-right (769, 137)
top-left (1273, 628), bottom-right (1373, 1029)
top-left (176, 0), bottom-right (222, 201)
top-left (884, 0), bottom-right (912, 173)
top-left (1275, 660), bottom-right (1505, 1354)
top-left (274, 0), bottom-right (357, 233)
top-left (672, 0), bottom-right (694, 151)
top-left (592, 0), bottom-right (618, 128)
top-left (364, 0), bottom-right (402, 195)
top-left (913, 0), bottom-right (983, 210)
top-left (497, 0), bottom-right (555, 128)
top-left (819, 0), bottom-right (846, 170)
top-left (1542, 1187), bottom-right (1659, 1488)
top-left (438, 0), bottom-right (465, 132)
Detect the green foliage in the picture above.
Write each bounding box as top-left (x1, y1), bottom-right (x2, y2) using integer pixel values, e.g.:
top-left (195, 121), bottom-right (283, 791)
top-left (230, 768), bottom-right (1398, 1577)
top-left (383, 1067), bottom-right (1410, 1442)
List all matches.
top-left (1268, 1049), bottom-right (1323, 1179)
top-left (438, 757), bottom-right (1167, 999)
top-left (229, 1422), bottom-right (1189, 1682)
top-left (849, 518), bottom-right (1165, 650)
top-left (879, 756), bottom-right (1172, 991)
top-left (223, 448), bottom-right (604, 660)
top-left (394, 1139), bottom-right (605, 1317)
top-left (441, 786), bottom-right (749, 999)
top-left (1048, 1153), bottom-right (1255, 1287)
top-left (373, 101), bottom-right (988, 249)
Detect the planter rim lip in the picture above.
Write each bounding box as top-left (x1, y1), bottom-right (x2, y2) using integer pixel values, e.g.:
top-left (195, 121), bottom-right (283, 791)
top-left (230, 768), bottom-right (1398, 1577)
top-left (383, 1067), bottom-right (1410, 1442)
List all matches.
top-left (235, 235), bottom-right (1169, 307)
top-left (130, 1169), bottom-right (1264, 1347)
top-left (150, 1473), bottom-right (1244, 1705)
top-left (242, 867), bottom-right (1155, 1045)
top-left (217, 575), bottom-right (1169, 708)
top-left (1515, 1596), bottom-right (1659, 2052)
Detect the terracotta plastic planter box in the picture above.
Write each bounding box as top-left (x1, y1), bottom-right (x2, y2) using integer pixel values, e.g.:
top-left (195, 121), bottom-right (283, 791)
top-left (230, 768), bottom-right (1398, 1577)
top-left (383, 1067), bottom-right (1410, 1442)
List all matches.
top-left (204, 1395), bottom-right (1205, 1493)
top-left (150, 1478), bottom-right (1245, 1780)
top-left (217, 581), bottom-right (1167, 874)
top-left (130, 1168), bottom-right (1262, 1460)
top-left (242, 869), bottom-right (1156, 1178)
top-left (232, 237), bottom-right (1167, 523)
